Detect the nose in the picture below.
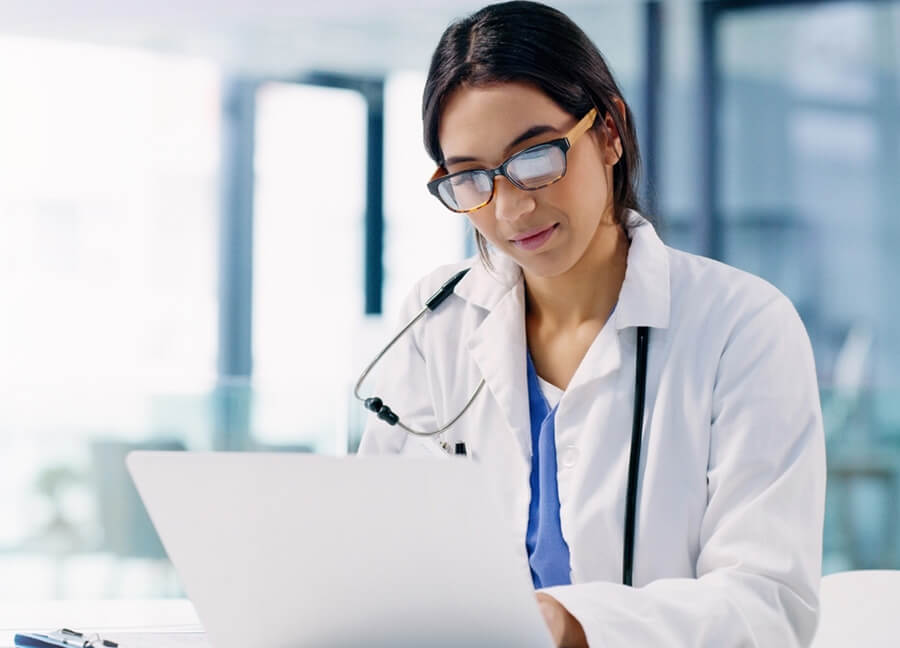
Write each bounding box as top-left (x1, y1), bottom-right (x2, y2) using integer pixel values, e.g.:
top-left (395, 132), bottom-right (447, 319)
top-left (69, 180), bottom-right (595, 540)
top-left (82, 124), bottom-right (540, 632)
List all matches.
top-left (492, 176), bottom-right (536, 223)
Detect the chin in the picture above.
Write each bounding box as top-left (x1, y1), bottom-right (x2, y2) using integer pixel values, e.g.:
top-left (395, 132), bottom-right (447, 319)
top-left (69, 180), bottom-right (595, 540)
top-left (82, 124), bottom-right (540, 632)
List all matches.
top-left (510, 249), bottom-right (574, 279)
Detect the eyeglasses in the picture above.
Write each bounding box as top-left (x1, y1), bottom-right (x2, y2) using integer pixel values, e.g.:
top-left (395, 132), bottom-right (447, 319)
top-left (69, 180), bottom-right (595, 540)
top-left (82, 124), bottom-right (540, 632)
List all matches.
top-left (427, 108), bottom-right (598, 213)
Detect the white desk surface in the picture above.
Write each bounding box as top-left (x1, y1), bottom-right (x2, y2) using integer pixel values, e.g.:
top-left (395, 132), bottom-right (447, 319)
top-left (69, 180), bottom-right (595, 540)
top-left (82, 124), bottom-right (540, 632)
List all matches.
top-left (7, 575), bottom-right (899, 648)
top-left (0, 599), bottom-right (202, 647)
top-left (812, 570), bottom-right (900, 648)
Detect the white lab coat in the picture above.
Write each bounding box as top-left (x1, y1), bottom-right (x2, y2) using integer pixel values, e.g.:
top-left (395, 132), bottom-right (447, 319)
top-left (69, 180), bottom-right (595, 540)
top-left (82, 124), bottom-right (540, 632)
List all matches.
top-left (358, 211), bottom-right (826, 647)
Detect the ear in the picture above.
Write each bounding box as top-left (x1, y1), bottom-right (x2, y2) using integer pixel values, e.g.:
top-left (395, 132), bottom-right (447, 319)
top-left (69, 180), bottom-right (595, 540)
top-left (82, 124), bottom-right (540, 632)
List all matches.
top-left (599, 97), bottom-right (626, 166)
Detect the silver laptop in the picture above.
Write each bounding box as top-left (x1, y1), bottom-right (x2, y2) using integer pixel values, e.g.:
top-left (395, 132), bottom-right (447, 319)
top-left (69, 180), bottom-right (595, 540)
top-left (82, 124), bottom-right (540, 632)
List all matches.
top-left (127, 451), bottom-right (554, 648)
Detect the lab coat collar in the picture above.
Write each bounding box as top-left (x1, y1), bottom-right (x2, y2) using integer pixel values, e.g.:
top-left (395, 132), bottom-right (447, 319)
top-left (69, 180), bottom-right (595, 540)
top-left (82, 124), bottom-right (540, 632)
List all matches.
top-left (454, 209), bottom-right (671, 331)
top-left (453, 250), bottom-right (520, 312)
top-left (457, 210), bottom-right (670, 459)
top-left (614, 210), bottom-right (671, 331)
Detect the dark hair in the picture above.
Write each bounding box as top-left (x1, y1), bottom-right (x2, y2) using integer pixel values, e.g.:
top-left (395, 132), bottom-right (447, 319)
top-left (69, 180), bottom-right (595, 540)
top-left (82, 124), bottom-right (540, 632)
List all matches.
top-left (422, 0), bottom-right (643, 268)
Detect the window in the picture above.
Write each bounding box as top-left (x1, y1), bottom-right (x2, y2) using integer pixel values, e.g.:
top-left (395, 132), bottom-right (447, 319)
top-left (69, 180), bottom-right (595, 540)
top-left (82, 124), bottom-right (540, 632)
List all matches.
top-left (0, 36), bottom-right (219, 599)
top-left (715, 2), bottom-right (900, 571)
top-left (251, 82), bottom-right (366, 453)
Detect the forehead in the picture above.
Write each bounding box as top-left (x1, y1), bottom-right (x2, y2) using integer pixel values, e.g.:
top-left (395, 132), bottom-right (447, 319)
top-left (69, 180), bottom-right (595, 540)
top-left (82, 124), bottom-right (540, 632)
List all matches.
top-left (438, 82), bottom-right (572, 164)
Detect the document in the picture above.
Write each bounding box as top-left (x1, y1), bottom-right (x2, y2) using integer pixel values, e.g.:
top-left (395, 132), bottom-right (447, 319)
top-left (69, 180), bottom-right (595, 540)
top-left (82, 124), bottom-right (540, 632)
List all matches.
top-left (96, 632), bottom-right (209, 647)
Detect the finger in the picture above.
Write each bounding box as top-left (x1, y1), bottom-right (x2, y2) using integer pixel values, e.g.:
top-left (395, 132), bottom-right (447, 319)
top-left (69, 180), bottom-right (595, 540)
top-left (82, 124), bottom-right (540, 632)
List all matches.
top-left (537, 598), bottom-right (565, 646)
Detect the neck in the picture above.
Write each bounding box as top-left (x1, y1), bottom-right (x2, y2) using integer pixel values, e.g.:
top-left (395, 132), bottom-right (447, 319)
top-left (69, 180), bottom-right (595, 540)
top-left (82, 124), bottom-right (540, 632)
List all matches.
top-left (523, 220), bottom-right (629, 329)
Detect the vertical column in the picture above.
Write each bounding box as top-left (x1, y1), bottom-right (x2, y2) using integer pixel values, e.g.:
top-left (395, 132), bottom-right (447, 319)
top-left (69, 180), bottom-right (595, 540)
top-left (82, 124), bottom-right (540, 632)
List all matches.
top-left (643, 0), bottom-right (663, 218)
top-left (215, 77), bottom-right (257, 450)
top-left (363, 79), bottom-right (385, 315)
top-left (698, 1), bottom-right (722, 259)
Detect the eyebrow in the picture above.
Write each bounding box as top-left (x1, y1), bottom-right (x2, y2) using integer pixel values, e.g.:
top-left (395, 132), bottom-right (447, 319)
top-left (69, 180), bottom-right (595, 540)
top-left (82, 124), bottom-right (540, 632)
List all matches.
top-left (443, 124), bottom-right (559, 167)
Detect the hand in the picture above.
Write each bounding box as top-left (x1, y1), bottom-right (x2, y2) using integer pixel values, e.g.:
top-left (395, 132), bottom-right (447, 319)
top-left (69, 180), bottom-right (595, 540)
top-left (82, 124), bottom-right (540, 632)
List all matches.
top-left (536, 592), bottom-right (588, 648)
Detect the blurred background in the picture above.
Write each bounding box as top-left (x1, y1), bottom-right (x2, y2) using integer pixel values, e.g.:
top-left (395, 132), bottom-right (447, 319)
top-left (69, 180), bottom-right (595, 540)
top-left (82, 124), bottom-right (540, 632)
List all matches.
top-left (0, 0), bottom-right (898, 599)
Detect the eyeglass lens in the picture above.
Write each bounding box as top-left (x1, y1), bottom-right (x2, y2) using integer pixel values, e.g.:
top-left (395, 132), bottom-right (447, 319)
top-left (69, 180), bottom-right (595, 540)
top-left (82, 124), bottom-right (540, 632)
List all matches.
top-left (437, 143), bottom-right (566, 211)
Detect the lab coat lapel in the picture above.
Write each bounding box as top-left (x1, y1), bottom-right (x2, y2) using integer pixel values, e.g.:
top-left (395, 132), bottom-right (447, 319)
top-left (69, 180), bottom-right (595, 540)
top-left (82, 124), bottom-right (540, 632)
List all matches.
top-left (461, 261), bottom-right (533, 462)
top-left (564, 319), bottom-right (623, 398)
top-left (564, 211), bottom-right (671, 396)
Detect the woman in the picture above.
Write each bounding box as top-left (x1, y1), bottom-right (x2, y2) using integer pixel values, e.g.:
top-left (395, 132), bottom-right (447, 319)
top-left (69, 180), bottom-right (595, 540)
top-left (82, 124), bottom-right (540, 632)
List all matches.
top-left (358, 2), bottom-right (825, 646)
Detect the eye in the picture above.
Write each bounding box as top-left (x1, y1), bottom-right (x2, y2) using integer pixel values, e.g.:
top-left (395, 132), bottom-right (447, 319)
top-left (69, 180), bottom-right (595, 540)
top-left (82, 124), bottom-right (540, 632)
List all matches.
top-left (449, 172), bottom-right (477, 186)
top-left (507, 144), bottom-right (566, 186)
top-left (510, 149), bottom-right (556, 177)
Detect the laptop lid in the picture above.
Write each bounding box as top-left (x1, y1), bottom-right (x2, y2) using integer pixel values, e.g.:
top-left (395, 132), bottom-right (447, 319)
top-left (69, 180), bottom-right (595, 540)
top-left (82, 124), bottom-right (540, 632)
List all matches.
top-left (127, 451), bottom-right (553, 648)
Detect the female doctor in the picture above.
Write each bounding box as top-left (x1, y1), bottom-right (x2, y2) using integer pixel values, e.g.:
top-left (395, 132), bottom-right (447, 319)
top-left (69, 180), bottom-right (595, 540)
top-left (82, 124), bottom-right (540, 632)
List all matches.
top-left (358, 2), bottom-right (826, 646)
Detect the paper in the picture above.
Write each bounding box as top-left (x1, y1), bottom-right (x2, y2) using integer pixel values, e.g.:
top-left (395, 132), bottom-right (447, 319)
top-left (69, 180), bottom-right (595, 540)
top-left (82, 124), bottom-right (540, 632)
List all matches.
top-left (99, 632), bottom-right (209, 647)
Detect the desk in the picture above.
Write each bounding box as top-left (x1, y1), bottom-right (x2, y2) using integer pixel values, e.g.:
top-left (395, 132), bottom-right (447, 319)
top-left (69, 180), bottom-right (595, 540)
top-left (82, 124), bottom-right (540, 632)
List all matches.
top-left (0, 600), bottom-right (204, 648)
top-left (11, 582), bottom-right (895, 648)
top-left (812, 570), bottom-right (900, 648)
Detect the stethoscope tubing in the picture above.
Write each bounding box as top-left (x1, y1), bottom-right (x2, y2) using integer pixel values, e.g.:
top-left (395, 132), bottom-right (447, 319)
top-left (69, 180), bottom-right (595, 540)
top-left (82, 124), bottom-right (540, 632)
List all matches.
top-left (355, 268), bottom-right (649, 587)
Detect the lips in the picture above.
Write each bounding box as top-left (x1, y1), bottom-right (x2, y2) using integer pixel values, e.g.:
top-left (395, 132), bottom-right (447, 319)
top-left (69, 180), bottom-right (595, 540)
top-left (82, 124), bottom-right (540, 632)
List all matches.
top-left (511, 224), bottom-right (556, 241)
top-left (509, 223), bottom-right (558, 251)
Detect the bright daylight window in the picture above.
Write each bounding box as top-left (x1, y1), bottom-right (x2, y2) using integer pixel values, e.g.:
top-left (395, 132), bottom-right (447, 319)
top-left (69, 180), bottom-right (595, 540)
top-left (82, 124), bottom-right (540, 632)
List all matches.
top-left (0, 36), bottom-right (219, 599)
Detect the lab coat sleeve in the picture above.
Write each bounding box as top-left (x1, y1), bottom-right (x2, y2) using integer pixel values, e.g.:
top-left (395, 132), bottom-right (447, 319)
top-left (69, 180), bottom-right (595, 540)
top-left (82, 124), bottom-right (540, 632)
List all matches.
top-left (356, 283), bottom-right (443, 457)
top-left (541, 294), bottom-right (826, 647)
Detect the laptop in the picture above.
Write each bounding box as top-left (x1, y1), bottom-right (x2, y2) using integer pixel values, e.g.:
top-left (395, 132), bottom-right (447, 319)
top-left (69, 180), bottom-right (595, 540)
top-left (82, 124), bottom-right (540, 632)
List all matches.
top-left (127, 451), bottom-right (554, 648)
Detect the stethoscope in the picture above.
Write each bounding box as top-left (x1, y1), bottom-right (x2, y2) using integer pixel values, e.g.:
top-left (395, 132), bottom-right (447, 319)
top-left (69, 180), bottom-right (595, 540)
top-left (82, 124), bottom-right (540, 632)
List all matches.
top-left (354, 268), bottom-right (650, 587)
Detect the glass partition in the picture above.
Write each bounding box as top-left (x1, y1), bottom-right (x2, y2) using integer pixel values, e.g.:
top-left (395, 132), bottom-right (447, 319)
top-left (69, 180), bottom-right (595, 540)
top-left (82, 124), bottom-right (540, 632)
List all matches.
top-left (714, 1), bottom-right (900, 571)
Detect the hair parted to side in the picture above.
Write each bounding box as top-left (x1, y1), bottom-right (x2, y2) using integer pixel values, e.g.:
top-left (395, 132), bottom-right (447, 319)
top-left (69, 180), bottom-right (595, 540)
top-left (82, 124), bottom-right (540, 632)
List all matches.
top-left (422, 0), bottom-right (644, 269)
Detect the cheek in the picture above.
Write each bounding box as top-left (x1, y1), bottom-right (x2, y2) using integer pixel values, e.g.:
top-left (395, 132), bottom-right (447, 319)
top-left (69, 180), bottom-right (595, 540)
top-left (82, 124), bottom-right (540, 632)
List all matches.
top-left (467, 211), bottom-right (498, 240)
top-left (561, 163), bottom-right (612, 227)
top-left (536, 165), bottom-right (595, 220)
top-left (534, 154), bottom-right (610, 239)
top-left (566, 148), bottom-right (608, 196)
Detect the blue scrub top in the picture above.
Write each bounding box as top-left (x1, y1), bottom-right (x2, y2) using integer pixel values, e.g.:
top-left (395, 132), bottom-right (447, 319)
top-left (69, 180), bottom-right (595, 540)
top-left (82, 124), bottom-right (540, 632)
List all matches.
top-left (525, 351), bottom-right (572, 589)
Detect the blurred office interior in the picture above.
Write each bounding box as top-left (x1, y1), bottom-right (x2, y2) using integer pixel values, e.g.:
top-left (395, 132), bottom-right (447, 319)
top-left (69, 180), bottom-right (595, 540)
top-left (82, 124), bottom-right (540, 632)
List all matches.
top-left (0, 0), bottom-right (898, 598)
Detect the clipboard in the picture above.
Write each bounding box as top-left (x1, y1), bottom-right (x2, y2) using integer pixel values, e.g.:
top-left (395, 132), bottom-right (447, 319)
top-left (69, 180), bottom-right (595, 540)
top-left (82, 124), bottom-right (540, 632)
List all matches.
top-left (14, 629), bottom-right (117, 648)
